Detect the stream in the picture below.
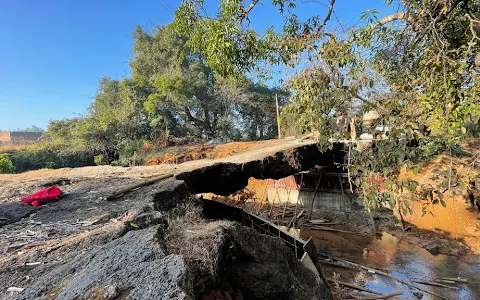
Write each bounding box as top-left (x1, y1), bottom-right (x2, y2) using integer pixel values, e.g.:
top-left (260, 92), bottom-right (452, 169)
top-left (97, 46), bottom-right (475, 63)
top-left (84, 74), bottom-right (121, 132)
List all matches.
top-left (300, 228), bottom-right (480, 300)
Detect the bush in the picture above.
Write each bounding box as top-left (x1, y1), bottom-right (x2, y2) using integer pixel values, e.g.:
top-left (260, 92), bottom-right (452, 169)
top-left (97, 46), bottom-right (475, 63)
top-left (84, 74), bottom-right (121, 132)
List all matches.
top-left (418, 137), bottom-right (447, 161)
top-left (280, 109), bottom-right (305, 138)
top-left (0, 153), bottom-right (15, 173)
top-left (94, 154), bottom-right (109, 165)
top-left (10, 143), bottom-right (94, 173)
top-left (113, 139), bottom-right (146, 166)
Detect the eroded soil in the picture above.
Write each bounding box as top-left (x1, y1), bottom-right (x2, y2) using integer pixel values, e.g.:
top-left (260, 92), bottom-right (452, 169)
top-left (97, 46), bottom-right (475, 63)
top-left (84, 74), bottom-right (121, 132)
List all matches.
top-left (0, 140), bottom-right (332, 300)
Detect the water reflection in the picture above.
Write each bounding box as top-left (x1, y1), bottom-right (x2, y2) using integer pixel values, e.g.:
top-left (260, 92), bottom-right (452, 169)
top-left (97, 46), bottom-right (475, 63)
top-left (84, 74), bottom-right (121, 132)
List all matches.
top-left (300, 229), bottom-right (480, 300)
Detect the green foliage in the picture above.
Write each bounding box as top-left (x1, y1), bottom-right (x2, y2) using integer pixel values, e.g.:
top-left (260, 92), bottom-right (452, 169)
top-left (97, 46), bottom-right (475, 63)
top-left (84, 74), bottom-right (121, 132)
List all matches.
top-left (172, 0), bottom-right (278, 76)
top-left (20, 126), bottom-right (44, 132)
top-left (279, 106), bottom-right (305, 138)
top-left (370, 1), bottom-right (480, 141)
top-left (130, 24), bottom-right (281, 140)
top-left (239, 85), bottom-right (287, 140)
top-left (0, 153), bottom-right (15, 173)
top-left (9, 143), bottom-right (94, 173)
top-left (351, 138), bottom-right (419, 178)
top-left (171, 0), bottom-right (479, 213)
top-left (348, 0), bottom-right (480, 211)
top-left (418, 137), bottom-right (448, 162)
top-left (113, 139), bottom-right (146, 166)
top-left (94, 154), bottom-right (108, 165)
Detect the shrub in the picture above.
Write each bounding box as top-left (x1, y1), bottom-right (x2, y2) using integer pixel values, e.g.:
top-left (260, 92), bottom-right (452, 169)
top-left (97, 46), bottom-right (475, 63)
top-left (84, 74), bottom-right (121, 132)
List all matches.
top-left (418, 137), bottom-right (447, 162)
top-left (0, 153), bottom-right (15, 173)
top-left (94, 154), bottom-right (109, 165)
top-left (280, 109), bottom-right (305, 138)
top-left (10, 143), bottom-right (94, 173)
top-left (113, 139), bottom-right (146, 166)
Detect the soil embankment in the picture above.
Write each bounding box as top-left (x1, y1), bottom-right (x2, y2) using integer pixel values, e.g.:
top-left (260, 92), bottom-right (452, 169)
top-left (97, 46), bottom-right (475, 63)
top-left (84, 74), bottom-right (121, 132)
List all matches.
top-left (0, 140), bottom-right (333, 300)
top-left (2, 138), bottom-right (479, 299)
top-left (396, 140), bottom-right (480, 253)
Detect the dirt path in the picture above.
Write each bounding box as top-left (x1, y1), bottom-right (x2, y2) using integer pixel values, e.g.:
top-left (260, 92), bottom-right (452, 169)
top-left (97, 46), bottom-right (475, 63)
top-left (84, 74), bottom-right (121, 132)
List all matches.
top-left (0, 139), bottom-right (313, 184)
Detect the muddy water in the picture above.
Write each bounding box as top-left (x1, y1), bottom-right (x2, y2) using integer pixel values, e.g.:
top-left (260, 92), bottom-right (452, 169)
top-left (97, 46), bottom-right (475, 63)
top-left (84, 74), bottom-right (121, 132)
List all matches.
top-left (300, 229), bottom-right (480, 300)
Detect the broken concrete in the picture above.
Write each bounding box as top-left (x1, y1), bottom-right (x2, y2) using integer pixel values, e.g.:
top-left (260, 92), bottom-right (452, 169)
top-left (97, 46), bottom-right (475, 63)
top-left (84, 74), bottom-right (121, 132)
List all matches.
top-left (177, 143), bottom-right (345, 195)
top-left (223, 224), bottom-right (330, 300)
top-left (0, 143), bottom-right (335, 300)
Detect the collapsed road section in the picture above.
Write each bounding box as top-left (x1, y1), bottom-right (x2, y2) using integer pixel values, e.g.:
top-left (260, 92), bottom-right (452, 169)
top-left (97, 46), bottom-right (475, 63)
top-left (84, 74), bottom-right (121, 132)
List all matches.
top-left (0, 142), bottom-right (344, 299)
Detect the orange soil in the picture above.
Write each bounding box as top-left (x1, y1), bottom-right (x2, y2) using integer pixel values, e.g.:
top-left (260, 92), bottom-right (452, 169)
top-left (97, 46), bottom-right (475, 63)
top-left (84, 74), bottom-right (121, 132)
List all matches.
top-left (199, 178), bottom-right (269, 209)
top-left (397, 139), bottom-right (480, 252)
top-left (245, 178), bottom-right (269, 201)
top-left (146, 140), bottom-right (282, 165)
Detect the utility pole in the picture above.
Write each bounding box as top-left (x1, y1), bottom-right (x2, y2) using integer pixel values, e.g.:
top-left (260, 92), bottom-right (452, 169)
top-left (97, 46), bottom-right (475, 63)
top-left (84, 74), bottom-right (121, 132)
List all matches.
top-left (275, 94), bottom-right (281, 139)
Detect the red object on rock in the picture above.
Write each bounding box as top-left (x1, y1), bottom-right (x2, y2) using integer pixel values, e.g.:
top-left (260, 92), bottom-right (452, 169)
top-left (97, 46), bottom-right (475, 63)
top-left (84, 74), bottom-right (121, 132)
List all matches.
top-left (21, 186), bottom-right (63, 206)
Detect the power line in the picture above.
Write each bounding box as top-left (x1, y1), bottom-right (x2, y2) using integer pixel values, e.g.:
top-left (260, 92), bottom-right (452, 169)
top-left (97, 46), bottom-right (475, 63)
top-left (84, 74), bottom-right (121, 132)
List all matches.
top-left (155, 0), bottom-right (174, 15)
top-left (160, 0), bottom-right (175, 12)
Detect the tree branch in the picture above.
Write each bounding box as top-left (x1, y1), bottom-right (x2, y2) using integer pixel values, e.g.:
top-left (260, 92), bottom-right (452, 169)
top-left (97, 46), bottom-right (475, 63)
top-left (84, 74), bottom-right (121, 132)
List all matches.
top-left (379, 12), bottom-right (406, 26)
top-left (365, 12), bottom-right (407, 32)
top-left (241, 0), bottom-right (260, 22)
top-left (314, 0), bottom-right (336, 36)
top-left (184, 106), bottom-right (205, 128)
top-left (354, 94), bottom-right (388, 113)
top-left (432, 0), bottom-right (464, 25)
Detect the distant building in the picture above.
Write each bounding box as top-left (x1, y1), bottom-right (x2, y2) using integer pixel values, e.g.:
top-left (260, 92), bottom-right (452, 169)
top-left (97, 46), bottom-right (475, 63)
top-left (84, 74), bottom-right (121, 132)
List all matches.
top-left (0, 131), bottom-right (43, 145)
top-left (0, 131), bottom-right (10, 144)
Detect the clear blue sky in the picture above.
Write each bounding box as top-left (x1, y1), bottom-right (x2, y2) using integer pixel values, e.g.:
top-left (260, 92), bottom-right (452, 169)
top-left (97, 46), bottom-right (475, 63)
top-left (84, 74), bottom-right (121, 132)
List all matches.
top-left (0, 0), bottom-right (394, 130)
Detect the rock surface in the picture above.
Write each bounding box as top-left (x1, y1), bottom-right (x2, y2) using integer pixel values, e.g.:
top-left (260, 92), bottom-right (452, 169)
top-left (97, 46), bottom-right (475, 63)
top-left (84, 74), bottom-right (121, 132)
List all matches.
top-left (1, 173), bottom-right (332, 299)
top-left (17, 226), bottom-right (188, 300)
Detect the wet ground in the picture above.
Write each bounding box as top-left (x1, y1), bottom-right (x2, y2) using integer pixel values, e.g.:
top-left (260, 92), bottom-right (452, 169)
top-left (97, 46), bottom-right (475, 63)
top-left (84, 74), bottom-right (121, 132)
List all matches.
top-left (302, 228), bottom-right (480, 300)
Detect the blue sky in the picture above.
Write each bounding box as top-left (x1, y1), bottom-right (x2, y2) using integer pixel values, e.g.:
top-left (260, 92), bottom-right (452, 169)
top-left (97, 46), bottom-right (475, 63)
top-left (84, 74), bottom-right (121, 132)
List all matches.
top-left (0, 0), bottom-right (394, 130)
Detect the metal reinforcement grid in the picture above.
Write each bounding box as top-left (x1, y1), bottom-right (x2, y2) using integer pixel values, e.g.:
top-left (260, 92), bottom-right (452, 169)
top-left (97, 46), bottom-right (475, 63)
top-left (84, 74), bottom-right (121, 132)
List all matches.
top-left (201, 198), bottom-right (319, 264)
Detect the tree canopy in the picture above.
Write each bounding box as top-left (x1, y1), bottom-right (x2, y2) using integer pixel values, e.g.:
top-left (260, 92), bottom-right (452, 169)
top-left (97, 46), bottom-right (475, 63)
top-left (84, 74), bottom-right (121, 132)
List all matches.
top-left (42, 23), bottom-right (284, 165)
top-left (9, 1), bottom-right (478, 216)
top-left (172, 0), bottom-right (479, 212)
top-left (172, 0), bottom-right (479, 140)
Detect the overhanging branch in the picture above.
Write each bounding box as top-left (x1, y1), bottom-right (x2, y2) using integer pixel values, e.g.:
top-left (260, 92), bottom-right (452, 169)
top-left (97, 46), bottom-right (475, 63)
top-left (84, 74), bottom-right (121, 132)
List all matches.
top-left (314, 0), bottom-right (336, 36)
top-left (241, 0), bottom-right (260, 22)
top-left (370, 12), bottom-right (407, 30)
top-left (354, 94), bottom-right (388, 114)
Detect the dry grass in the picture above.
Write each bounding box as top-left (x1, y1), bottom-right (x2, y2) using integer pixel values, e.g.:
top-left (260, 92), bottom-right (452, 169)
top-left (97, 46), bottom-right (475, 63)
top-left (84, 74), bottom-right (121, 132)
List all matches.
top-left (165, 202), bottom-right (233, 277)
top-left (0, 144), bottom-right (28, 152)
top-left (0, 214), bottom-right (130, 266)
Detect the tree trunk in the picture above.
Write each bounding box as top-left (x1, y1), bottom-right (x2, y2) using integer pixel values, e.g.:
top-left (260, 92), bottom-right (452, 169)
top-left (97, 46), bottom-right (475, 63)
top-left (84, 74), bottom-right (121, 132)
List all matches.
top-left (259, 116), bottom-right (264, 139)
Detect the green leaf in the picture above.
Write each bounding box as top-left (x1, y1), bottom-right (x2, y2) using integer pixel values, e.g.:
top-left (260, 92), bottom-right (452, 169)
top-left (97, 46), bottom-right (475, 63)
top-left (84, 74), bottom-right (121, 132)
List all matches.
top-left (421, 206), bottom-right (427, 217)
top-left (440, 199), bottom-right (446, 208)
top-left (389, 197), bottom-right (396, 209)
top-left (129, 222), bottom-right (139, 228)
top-left (436, 191), bottom-right (444, 201)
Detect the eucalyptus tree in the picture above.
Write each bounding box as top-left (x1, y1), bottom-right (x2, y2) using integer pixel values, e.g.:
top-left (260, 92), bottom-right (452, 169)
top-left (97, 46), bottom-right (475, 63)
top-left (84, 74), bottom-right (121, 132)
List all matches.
top-left (173, 0), bottom-right (480, 213)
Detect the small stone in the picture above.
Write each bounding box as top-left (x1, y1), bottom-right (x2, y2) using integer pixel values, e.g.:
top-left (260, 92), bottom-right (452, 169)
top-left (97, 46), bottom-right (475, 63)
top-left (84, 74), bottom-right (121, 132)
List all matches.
top-left (413, 291), bottom-right (423, 299)
top-left (425, 243), bottom-right (440, 255)
top-left (7, 287), bottom-right (24, 293)
top-left (103, 284), bottom-right (119, 299)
